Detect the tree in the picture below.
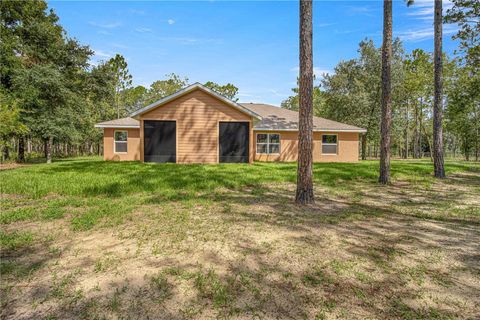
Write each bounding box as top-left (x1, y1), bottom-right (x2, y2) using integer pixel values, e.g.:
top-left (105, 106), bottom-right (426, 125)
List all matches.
top-left (108, 54), bottom-right (132, 119)
top-left (379, 0), bottom-right (393, 184)
top-left (122, 85), bottom-right (147, 115)
top-left (281, 82), bottom-right (325, 116)
top-left (446, 61), bottom-right (480, 161)
top-left (403, 49), bottom-right (434, 158)
top-left (296, 0), bottom-right (314, 204)
top-left (204, 81), bottom-right (239, 101)
top-left (444, 0), bottom-right (480, 68)
top-left (0, 91), bottom-right (27, 161)
top-left (144, 73), bottom-right (188, 105)
top-left (433, 0), bottom-right (446, 178)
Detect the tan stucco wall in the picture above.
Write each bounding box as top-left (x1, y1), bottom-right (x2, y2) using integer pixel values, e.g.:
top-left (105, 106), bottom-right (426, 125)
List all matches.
top-left (254, 131), bottom-right (360, 162)
top-left (140, 89), bottom-right (254, 163)
top-left (103, 128), bottom-right (141, 161)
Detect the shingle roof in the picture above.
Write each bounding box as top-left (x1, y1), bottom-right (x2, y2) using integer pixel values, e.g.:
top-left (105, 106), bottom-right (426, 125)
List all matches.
top-left (94, 117), bottom-right (140, 128)
top-left (241, 103), bottom-right (366, 132)
top-left (94, 103), bottom-right (366, 133)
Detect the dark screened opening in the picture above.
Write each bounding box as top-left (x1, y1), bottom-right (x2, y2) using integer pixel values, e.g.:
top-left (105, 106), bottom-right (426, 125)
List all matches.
top-left (144, 120), bottom-right (176, 163)
top-left (219, 122), bottom-right (249, 163)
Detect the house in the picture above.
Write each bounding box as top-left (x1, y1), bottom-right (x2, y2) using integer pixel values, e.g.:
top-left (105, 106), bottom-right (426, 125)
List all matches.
top-left (95, 83), bottom-right (366, 163)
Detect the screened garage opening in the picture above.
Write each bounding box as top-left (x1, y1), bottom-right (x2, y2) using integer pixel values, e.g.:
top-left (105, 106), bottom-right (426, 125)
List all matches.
top-left (219, 122), bottom-right (249, 163)
top-left (144, 120), bottom-right (176, 163)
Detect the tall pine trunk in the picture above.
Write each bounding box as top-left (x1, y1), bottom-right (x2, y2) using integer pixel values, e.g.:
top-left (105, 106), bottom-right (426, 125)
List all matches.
top-left (295, 0), bottom-right (314, 204)
top-left (46, 136), bottom-right (53, 164)
top-left (2, 145), bottom-right (9, 162)
top-left (17, 136), bottom-right (25, 163)
top-left (361, 134), bottom-right (367, 160)
top-left (413, 104), bottom-right (420, 158)
top-left (379, 0), bottom-right (392, 185)
top-left (404, 101), bottom-right (409, 159)
top-left (433, 0), bottom-right (446, 178)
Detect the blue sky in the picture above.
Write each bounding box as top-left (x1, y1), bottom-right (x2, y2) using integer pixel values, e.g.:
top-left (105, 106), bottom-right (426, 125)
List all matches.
top-left (49, 0), bottom-right (459, 105)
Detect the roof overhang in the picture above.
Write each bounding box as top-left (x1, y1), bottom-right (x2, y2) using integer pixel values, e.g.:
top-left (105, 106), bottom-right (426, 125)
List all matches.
top-left (94, 124), bottom-right (140, 129)
top-left (253, 128), bottom-right (367, 133)
top-left (130, 82), bottom-right (262, 120)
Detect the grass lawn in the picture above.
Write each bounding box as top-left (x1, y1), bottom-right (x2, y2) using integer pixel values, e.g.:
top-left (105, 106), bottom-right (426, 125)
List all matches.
top-left (1, 158), bottom-right (479, 319)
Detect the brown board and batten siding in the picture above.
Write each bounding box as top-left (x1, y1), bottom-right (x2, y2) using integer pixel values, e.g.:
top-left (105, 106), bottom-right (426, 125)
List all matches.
top-left (140, 89), bottom-right (254, 164)
top-left (254, 131), bottom-right (360, 162)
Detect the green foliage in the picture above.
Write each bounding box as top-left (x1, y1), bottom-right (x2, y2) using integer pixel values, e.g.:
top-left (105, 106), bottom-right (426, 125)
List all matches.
top-left (144, 73), bottom-right (189, 105)
top-left (445, 65), bottom-right (480, 159)
top-left (444, 0), bottom-right (480, 68)
top-left (204, 81), bottom-right (239, 101)
top-left (107, 54), bottom-right (133, 118)
top-left (0, 90), bottom-right (28, 154)
top-left (283, 37), bottom-right (478, 160)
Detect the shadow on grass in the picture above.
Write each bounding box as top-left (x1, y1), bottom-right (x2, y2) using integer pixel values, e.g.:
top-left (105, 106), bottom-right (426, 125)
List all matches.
top-left (3, 191), bottom-right (478, 319)
top-left (4, 158), bottom-right (477, 200)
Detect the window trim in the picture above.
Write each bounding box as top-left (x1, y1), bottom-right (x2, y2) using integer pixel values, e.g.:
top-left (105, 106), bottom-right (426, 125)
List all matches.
top-left (321, 134), bottom-right (338, 156)
top-left (114, 130), bottom-right (128, 154)
top-left (256, 133), bottom-right (281, 155)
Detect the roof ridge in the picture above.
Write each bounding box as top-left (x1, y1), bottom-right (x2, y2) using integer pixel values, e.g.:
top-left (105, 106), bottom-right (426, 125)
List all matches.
top-left (130, 83), bottom-right (262, 119)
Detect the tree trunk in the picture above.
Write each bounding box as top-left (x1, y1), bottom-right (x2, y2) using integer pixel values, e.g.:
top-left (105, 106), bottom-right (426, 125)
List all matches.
top-left (2, 145), bottom-right (9, 162)
top-left (433, 0), bottom-right (446, 178)
top-left (17, 136), bottom-right (25, 163)
top-left (361, 134), bottom-right (367, 160)
top-left (295, 0), bottom-right (314, 204)
top-left (404, 101), bottom-right (408, 159)
top-left (379, 0), bottom-right (392, 185)
top-left (46, 137), bottom-right (53, 164)
top-left (413, 104), bottom-right (420, 158)
top-left (421, 124), bottom-right (434, 162)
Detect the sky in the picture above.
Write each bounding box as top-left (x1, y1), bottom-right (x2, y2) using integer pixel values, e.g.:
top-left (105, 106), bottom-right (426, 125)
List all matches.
top-left (48, 0), bottom-right (459, 105)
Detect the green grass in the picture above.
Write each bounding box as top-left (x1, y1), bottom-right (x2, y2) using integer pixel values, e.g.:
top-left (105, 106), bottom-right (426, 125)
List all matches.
top-left (1, 157), bottom-right (478, 231)
top-left (1, 157), bottom-right (477, 199)
top-left (0, 230), bottom-right (34, 251)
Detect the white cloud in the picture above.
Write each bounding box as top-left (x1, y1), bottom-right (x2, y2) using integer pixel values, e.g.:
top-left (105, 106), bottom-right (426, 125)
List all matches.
top-left (135, 27), bottom-right (152, 33)
top-left (397, 24), bottom-right (458, 42)
top-left (168, 19), bottom-right (175, 25)
top-left (93, 49), bottom-right (112, 58)
top-left (88, 21), bottom-right (122, 29)
top-left (406, 0), bottom-right (453, 21)
top-left (313, 68), bottom-right (332, 78)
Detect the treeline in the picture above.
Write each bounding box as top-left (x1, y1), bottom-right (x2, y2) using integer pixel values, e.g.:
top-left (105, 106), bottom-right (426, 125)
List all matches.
top-left (0, 1), bottom-right (238, 163)
top-left (282, 1), bottom-right (479, 161)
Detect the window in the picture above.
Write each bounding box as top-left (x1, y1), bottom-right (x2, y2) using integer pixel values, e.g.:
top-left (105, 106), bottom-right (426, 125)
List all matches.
top-left (322, 134), bottom-right (337, 155)
top-left (114, 131), bottom-right (128, 153)
top-left (256, 133), bottom-right (280, 154)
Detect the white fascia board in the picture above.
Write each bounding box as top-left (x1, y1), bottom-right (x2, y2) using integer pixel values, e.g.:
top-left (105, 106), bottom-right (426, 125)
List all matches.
top-left (94, 124), bottom-right (140, 129)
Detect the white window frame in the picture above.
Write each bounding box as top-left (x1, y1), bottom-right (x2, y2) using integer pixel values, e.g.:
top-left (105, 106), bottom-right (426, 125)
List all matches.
top-left (114, 130), bottom-right (128, 154)
top-left (256, 133), bottom-right (281, 154)
top-left (321, 134), bottom-right (338, 155)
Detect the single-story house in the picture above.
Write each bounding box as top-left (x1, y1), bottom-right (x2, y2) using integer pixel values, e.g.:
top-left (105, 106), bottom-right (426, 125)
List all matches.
top-left (95, 83), bottom-right (366, 163)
